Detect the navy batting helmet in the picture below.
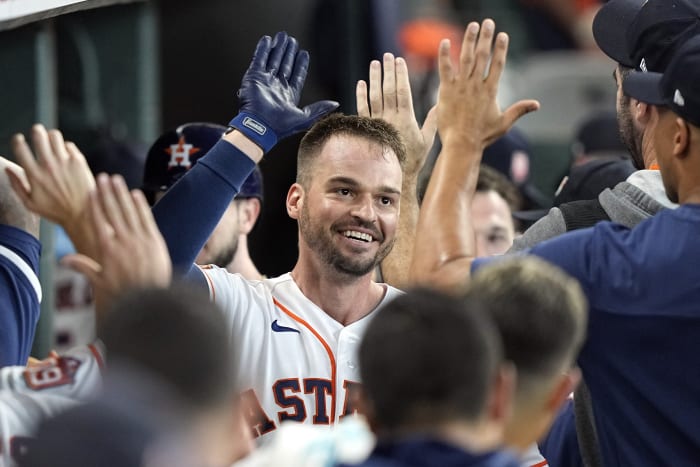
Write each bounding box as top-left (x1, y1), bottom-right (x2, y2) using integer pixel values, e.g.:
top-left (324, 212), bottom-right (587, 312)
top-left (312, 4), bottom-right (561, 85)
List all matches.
top-left (142, 122), bottom-right (264, 205)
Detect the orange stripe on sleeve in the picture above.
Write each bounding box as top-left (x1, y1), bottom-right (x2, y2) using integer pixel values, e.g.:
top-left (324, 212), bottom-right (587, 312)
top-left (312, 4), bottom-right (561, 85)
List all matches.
top-left (199, 265), bottom-right (217, 302)
top-left (87, 343), bottom-right (106, 370)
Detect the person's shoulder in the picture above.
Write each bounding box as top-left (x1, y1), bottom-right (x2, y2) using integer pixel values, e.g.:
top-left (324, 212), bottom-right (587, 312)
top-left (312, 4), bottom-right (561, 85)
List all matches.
top-left (510, 207), bottom-right (567, 253)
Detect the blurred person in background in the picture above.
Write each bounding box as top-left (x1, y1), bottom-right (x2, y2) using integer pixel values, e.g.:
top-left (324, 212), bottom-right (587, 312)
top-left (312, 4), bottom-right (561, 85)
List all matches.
top-left (472, 165), bottom-right (523, 256)
top-left (142, 122), bottom-right (265, 280)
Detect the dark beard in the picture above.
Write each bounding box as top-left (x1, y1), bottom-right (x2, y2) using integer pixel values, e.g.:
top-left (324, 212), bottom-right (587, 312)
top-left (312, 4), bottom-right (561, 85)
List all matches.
top-left (618, 94), bottom-right (645, 170)
top-left (207, 238), bottom-right (239, 268)
top-left (299, 203), bottom-right (394, 277)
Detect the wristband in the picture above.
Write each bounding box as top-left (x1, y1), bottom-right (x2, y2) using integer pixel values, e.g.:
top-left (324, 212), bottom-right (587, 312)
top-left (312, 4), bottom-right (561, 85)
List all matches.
top-left (228, 112), bottom-right (279, 153)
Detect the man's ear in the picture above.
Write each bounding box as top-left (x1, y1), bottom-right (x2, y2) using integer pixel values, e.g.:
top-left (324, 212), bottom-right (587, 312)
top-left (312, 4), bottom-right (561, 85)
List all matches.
top-left (238, 198), bottom-right (262, 235)
top-left (486, 362), bottom-right (516, 424)
top-left (635, 100), bottom-right (651, 125)
top-left (545, 367), bottom-right (581, 413)
top-left (286, 183), bottom-right (304, 220)
top-left (673, 117), bottom-right (691, 159)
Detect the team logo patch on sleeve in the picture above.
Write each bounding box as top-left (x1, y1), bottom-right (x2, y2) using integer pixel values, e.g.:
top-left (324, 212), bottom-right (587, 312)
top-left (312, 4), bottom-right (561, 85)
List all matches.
top-left (23, 356), bottom-right (81, 390)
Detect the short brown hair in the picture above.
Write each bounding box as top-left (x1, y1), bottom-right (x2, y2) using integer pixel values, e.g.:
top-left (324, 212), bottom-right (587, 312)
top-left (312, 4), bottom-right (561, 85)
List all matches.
top-left (476, 164), bottom-right (522, 212)
top-left (296, 114), bottom-right (406, 187)
top-left (467, 257), bottom-right (587, 398)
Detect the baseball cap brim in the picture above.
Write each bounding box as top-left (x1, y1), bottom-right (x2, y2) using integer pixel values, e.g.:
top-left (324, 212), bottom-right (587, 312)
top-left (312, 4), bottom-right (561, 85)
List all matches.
top-left (592, 0), bottom-right (646, 67)
top-left (622, 71), bottom-right (665, 105)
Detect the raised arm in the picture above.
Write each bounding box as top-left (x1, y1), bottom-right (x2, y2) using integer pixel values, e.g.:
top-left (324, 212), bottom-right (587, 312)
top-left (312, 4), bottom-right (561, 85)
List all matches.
top-left (410, 19), bottom-right (539, 293)
top-left (356, 53), bottom-right (437, 288)
top-left (62, 174), bottom-right (171, 324)
top-left (7, 125), bottom-right (97, 258)
top-left (151, 31), bottom-right (337, 281)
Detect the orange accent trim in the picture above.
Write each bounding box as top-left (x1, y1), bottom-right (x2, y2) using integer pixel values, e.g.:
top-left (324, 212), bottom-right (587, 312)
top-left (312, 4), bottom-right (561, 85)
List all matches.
top-left (87, 343), bottom-right (105, 370)
top-left (200, 266), bottom-right (217, 302)
top-left (273, 297), bottom-right (337, 424)
top-left (649, 163), bottom-right (660, 170)
top-left (530, 460), bottom-right (548, 467)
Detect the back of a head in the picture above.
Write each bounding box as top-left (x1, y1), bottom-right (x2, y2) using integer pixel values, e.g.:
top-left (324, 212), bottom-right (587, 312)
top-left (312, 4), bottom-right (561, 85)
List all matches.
top-left (359, 288), bottom-right (502, 433)
top-left (297, 114), bottom-right (407, 187)
top-left (99, 285), bottom-right (235, 412)
top-left (467, 257), bottom-right (588, 398)
top-left (23, 397), bottom-right (196, 467)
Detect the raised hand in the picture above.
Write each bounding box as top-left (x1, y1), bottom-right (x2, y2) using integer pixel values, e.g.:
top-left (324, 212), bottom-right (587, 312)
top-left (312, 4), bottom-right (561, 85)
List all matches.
top-left (410, 19), bottom-right (539, 292)
top-left (6, 125), bottom-right (95, 231)
top-left (356, 53), bottom-right (437, 177)
top-left (356, 53), bottom-right (436, 288)
top-left (437, 19), bottom-right (539, 149)
top-left (62, 174), bottom-right (171, 319)
top-left (229, 31), bottom-right (339, 153)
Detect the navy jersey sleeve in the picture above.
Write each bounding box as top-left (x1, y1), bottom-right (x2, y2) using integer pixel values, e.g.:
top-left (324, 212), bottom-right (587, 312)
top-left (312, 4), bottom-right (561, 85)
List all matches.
top-left (152, 139), bottom-right (256, 283)
top-left (0, 225), bottom-right (42, 367)
top-left (528, 222), bottom-right (642, 311)
top-left (539, 399), bottom-right (584, 467)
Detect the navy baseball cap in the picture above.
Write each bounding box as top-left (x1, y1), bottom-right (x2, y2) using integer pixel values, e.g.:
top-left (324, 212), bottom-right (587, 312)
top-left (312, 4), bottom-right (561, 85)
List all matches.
top-left (593, 0), bottom-right (700, 71)
top-left (142, 122), bottom-right (263, 204)
top-left (623, 34), bottom-right (700, 127)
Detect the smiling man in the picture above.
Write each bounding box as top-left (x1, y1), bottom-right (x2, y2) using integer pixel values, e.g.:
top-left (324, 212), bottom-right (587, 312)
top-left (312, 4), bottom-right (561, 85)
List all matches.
top-left (148, 31), bottom-right (435, 443)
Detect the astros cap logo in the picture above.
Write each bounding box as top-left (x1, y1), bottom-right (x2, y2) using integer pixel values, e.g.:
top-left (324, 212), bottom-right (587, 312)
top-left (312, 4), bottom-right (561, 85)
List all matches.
top-left (165, 136), bottom-right (200, 170)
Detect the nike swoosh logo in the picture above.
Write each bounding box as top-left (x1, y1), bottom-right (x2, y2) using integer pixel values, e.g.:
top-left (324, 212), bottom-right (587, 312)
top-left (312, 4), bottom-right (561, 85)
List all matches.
top-left (271, 319), bottom-right (300, 334)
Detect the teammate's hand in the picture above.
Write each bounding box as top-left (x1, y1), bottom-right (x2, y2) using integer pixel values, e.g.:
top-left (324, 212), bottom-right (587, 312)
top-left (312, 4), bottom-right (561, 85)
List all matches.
top-left (229, 31), bottom-right (339, 153)
top-left (6, 125), bottom-right (95, 228)
top-left (356, 53), bottom-right (437, 178)
top-left (62, 174), bottom-right (172, 318)
top-left (437, 19), bottom-right (539, 150)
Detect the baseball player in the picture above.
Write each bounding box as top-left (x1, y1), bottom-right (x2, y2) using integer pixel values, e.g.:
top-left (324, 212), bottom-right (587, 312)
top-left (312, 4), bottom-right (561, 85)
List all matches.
top-left (413, 13), bottom-right (700, 467)
top-left (0, 153), bottom-right (172, 466)
top-left (150, 31), bottom-right (438, 441)
top-left (8, 31), bottom-right (432, 443)
top-left (142, 122), bottom-right (265, 279)
top-left (0, 343), bottom-right (104, 466)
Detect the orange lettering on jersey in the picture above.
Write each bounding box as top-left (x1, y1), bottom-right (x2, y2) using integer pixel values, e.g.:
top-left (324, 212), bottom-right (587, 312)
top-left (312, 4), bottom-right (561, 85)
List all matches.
top-left (240, 389), bottom-right (276, 438)
top-left (340, 380), bottom-right (362, 418)
top-left (23, 357), bottom-right (81, 390)
top-left (273, 378), bottom-right (307, 423)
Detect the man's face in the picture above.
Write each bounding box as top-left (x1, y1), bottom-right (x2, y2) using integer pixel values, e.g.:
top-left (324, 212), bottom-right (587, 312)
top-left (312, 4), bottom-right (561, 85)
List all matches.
top-left (615, 67), bottom-right (646, 170)
top-left (471, 190), bottom-right (516, 257)
top-left (296, 134), bottom-right (402, 277)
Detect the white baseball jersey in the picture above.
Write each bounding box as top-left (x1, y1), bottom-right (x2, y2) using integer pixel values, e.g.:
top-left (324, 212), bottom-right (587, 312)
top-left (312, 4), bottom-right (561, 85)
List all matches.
top-left (521, 443), bottom-right (548, 467)
top-left (200, 268), bottom-right (402, 441)
top-left (0, 343), bottom-right (104, 466)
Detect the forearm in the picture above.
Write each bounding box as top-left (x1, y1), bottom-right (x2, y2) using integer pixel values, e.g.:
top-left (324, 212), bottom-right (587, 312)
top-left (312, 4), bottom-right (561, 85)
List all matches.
top-left (410, 138), bottom-right (481, 292)
top-left (380, 177), bottom-right (419, 288)
top-left (152, 133), bottom-right (260, 275)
